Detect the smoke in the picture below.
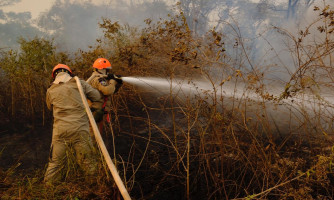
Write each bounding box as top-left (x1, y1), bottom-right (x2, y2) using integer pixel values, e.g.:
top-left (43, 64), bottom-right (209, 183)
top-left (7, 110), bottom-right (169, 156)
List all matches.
top-left (36, 0), bottom-right (170, 52)
top-left (0, 0), bottom-right (333, 134)
top-left (0, 0), bottom-right (170, 52)
top-left (261, 0), bottom-right (334, 85)
top-left (0, 10), bottom-right (42, 49)
top-left (186, 0), bottom-right (334, 85)
top-left (0, 0), bottom-right (21, 7)
top-left (0, 0), bottom-right (332, 61)
top-left (123, 75), bottom-right (334, 135)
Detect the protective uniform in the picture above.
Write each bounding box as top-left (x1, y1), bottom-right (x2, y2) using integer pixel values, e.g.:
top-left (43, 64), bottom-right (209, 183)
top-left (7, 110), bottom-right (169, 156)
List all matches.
top-left (44, 67), bottom-right (102, 184)
top-left (87, 58), bottom-right (122, 123)
top-left (87, 71), bottom-right (117, 114)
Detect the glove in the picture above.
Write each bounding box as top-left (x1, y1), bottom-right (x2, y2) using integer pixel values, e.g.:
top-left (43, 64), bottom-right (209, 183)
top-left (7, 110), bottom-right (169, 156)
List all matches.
top-left (114, 75), bottom-right (123, 85)
top-left (107, 74), bottom-right (123, 85)
top-left (107, 74), bottom-right (123, 93)
top-left (93, 109), bottom-right (104, 123)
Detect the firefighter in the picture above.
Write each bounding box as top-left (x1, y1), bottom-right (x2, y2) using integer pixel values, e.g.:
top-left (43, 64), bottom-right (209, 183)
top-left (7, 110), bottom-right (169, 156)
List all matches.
top-left (86, 58), bottom-right (123, 126)
top-left (44, 64), bottom-right (102, 184)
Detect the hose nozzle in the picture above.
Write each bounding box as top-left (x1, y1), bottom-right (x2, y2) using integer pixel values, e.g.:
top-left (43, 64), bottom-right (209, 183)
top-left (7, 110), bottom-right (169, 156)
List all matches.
top-left (107, 74), bottom-right (123, 84)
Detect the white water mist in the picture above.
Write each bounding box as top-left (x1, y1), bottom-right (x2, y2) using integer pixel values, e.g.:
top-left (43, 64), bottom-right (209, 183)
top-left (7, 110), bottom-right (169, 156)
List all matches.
top-left (122, 76), bottom-right (334, 106)
top-left (122, 76), bottom-right (334, 135)
top-left (123, 76), bottom-right (211, 95)
top-left (122, 76), bottom-right (238, 99)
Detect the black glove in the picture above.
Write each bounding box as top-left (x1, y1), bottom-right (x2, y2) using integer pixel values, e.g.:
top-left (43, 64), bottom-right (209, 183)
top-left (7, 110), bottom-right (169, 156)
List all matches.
top-left (106, 73), bottom-right (114, 80)
top-left (114, 75), bottom-right (123, 85)
top-left (107, 74), bottom-right (123, 84)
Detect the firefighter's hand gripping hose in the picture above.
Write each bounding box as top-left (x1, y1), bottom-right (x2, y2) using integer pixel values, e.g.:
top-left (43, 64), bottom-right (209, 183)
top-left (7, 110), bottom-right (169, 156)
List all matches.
top-left (107, 74), bottom-right (123, 93)
top-left (74, 76), bottom-right (131, 200)
top-left (106, 74), bottom-right (123, 84)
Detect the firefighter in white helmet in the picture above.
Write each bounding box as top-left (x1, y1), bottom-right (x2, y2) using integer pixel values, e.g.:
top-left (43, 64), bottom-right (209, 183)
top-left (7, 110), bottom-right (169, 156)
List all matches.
top-left (44, 64), bottom-right (102, 184)
top-left (87, 58), bottom-right (123, 126)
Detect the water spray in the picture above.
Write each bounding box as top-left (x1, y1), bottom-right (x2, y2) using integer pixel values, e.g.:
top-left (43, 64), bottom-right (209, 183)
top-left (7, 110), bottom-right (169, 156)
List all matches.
top-left (121, 76), bottom-right (334, 134)
top-left (121, 76), bottom-right (221, 97)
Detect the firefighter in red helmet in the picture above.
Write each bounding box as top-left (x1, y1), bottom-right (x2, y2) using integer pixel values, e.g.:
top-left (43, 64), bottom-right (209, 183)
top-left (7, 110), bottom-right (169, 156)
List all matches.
top-left (44, 64), bottom-right (102, 184)
top-left (87, 58), bottom-right (123, 126)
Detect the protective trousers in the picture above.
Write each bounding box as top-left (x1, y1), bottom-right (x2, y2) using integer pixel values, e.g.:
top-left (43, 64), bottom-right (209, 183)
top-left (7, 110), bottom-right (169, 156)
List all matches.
top-left (45, 75), bottom-right (102, 184)
top-left (44, 129), bottom-right (97, 183)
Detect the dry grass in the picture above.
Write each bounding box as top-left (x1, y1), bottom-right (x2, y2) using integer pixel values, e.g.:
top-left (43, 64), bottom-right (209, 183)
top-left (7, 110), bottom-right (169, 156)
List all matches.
top-left (1, 3), bottom-right (334, 200)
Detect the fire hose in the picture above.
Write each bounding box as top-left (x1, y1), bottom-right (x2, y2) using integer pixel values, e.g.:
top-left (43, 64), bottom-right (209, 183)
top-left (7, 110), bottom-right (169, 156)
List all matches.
top-left (74, 76), bottom-right (131, 200)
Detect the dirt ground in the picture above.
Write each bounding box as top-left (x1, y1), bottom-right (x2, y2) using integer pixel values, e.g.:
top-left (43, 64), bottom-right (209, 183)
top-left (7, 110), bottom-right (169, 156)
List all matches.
top-left (0, 103), bottom-right (187, 199)
top-left (0, 121), bottom-right (52, 174)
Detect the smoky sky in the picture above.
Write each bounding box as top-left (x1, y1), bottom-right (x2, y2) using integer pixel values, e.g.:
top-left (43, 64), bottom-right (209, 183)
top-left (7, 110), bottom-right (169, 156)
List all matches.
top-left (0, 0), bottom-right (21, 7)
top-left (0, 10), bottom-right (4, 19)
top-left (0, 0), bottom-right (332, 67)
top-left (0, 8), bottom-right (42, 49)
top-left (0, 0), bottom-right (171, 52)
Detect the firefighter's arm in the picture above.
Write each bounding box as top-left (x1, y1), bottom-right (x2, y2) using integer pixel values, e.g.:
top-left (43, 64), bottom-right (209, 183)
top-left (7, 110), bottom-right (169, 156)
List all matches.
top-left (80, 79), bottom-right (103, 107)
top-left (97, 78), bottom-right (116, 96)
top-left (46, 90), bottom-right (52, 110)
top-left (106, 74), bottom-right (123, 93)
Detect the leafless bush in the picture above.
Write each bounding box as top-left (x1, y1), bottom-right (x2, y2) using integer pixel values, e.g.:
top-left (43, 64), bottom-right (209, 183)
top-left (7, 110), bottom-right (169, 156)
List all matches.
top-left (1, 3), bottom-right (334, 200)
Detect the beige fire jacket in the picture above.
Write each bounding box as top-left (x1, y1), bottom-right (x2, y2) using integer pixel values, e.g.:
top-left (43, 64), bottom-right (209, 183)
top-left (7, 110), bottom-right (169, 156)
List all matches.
top-left (46, 74), bottom-right (102, 133)
top-left (44, 73), bottom-right (102, 183)
top-left (87, 71), bottom-right (117, 113)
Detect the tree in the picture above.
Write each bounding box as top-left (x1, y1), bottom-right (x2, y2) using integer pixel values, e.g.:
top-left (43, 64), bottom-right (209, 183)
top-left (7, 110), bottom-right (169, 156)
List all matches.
top-left (37, 0), bottom-right (169, 52)
top-left (0, 37), bottom-right (67, 126)
top-left (179, 0), bottom-right (220, 35)
top-left (287, 0), bottom-right (315, 19)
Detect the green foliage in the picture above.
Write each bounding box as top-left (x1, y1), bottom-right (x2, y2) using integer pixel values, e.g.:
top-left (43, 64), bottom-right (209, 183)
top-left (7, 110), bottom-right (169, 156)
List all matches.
top-left (18, 37), bottom-right (55, 72)
top-left (72, 45), bottom-right (106, 78)
top-left (0, 37), bottom-right (68, 126)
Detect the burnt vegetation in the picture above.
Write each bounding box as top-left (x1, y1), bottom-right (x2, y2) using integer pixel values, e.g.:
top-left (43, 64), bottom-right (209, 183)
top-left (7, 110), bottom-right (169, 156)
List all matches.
top-left (1, 3), bottom-right (334, 200)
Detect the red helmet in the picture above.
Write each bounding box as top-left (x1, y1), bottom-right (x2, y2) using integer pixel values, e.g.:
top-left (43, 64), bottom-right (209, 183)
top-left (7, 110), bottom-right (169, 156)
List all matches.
top-left (93, 58), bottom-right (111, 69)
top-left (52, 64), bottom-right (72, 78)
